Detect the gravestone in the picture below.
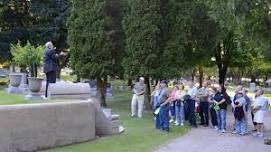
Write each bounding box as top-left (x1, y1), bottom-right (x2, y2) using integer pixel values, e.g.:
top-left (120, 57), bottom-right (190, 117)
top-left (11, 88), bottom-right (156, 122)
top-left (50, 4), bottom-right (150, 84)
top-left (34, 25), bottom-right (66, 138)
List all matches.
top-left (250, 82), bottom-right (256, 92)
top-left (106, 83), bottom-right (113, 98)
top-left (264, 137), bottom-right (271, 145)
top-left (7, 73), bottom-right (25, 94)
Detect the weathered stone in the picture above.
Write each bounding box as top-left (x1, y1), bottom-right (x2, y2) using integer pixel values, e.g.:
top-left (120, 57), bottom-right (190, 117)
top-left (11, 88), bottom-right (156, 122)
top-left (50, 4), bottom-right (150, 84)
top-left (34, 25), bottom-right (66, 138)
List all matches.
top-left (264, 138), bottom-right (271, 145)
top-left (0, 101), bottom-right (96, 152)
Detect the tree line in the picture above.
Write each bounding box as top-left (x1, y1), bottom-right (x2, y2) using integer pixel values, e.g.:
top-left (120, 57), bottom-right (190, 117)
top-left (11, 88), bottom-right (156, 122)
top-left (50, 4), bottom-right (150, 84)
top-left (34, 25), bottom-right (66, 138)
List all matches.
top-left (1, 0), bottom-right (271, 106)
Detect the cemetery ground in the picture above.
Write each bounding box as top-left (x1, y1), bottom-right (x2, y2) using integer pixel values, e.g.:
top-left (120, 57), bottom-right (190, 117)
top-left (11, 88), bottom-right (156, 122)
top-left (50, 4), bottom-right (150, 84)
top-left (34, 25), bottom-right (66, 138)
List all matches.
top-left (0, 81), bottom-right (190, 152)
top-left (0, 80), bottom-right (270, 152)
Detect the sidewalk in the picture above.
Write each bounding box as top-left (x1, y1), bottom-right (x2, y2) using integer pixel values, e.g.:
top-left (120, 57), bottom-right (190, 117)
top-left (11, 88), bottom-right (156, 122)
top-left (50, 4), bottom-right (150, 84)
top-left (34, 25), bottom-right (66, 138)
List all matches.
top-left (155, 111), bottom-right (271, 152)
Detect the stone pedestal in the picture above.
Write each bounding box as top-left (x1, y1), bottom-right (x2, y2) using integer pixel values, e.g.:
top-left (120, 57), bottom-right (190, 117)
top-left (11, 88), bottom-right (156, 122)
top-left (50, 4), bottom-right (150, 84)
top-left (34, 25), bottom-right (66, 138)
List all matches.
top-left (25, 92), bottom-right (44, 100)
top-left (250, 82), bottom-right (256, 92)
top-left (264, 138), bottom-right (271, 145)
top-left (7, 86), bottom-right (24, 94)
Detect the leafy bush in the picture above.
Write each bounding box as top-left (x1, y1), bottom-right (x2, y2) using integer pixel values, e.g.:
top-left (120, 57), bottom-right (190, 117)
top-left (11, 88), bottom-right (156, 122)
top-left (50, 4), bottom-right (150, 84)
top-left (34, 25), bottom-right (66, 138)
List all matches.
top-left (11, 41), bottom-right (44, 77)
top-left (11, 41), bottom-right (44, 67)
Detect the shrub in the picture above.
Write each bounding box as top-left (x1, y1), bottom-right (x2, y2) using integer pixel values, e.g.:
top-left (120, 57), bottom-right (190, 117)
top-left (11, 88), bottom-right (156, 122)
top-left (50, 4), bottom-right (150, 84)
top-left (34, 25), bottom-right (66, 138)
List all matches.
top-left (11, 41), bottom-right (44, 77)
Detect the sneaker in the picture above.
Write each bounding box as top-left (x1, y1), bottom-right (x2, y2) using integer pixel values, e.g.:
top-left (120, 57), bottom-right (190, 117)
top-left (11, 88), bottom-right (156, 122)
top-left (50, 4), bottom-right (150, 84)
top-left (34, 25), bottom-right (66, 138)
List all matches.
top-left (232, 130), bottom-right (238, 134)
top-left (252, 132), bottom-right (260, 137)
top-left (257, 133), bottom-right (264, 138)
top-left (221, 129), bottom-right (226, 133)
top-left (175, 123), bottom-right (180, 126)
top-left (181, 123), bottom-right (184, 126)
top-left (169, 119), bottom-right (174, 123)
top-left (42, 95), bottom-right (48, 100)
top-left (214, 126), bottom-right (218, 131)
top-left (240, 132), bottom-right (246, 136)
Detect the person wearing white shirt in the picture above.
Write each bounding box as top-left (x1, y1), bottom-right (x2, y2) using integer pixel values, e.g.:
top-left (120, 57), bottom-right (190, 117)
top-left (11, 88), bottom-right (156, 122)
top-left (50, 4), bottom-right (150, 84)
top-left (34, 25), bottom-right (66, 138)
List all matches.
top-left (252, 88), bottom-right (268, 138)
top-left (186, 81), bottom-right (198, 121)
top-left (187, 81), bottom-right (198, 99)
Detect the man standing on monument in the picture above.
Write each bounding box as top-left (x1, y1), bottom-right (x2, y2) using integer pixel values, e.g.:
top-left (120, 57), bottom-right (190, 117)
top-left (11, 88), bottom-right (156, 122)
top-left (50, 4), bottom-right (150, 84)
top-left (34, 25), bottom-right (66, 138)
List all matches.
top-left (131, 77), bottom-right (146, 118)
top-left (43, 41), bottom-right (61, 98)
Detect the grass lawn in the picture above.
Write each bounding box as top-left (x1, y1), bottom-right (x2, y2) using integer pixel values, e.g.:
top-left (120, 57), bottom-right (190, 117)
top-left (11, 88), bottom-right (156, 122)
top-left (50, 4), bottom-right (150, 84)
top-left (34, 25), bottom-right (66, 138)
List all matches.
top-left (0, 90), bottom-right (28, 105)
top-left (0, 82), bottom-right (269, 152)
top-left (41, 90), bottom-right (190, 152)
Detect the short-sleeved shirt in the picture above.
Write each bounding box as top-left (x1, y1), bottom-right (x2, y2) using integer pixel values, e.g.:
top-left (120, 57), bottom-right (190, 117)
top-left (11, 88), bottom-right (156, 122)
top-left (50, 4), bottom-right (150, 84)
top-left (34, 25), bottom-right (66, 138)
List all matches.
top-left (159, 88), bottom-right (170, 104)
top-left (133, 82), bottom-right (146, 95)
top-left (213, 92), bottom-right (227, 109)
top-left (197, 87), bottom-right (209, 101)
top-left (187, 87), bottom-right (197, 99)
top-left (253, 95), bottom-right (268, 112)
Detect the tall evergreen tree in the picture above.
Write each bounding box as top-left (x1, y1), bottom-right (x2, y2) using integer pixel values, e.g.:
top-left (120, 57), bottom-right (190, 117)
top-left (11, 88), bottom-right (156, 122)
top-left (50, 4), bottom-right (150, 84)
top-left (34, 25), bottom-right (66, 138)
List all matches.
top-left (123, 0), bottom-right (162, 109)
top-left (68, 0), bottom-right (124, 106)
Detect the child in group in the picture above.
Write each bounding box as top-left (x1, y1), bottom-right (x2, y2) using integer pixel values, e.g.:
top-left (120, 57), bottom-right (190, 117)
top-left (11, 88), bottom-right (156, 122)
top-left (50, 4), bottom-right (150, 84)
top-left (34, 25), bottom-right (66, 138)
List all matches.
top-left (252, 88), bottom-right (268, 138)
top-left (232, 90), bottom-right (247, 136)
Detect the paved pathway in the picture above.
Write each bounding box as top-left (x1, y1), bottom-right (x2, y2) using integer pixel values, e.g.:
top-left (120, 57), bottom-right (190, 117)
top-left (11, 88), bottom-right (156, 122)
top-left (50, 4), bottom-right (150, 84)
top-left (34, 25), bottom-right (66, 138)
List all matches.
top-left (155, 111), bottom-right (271, 152)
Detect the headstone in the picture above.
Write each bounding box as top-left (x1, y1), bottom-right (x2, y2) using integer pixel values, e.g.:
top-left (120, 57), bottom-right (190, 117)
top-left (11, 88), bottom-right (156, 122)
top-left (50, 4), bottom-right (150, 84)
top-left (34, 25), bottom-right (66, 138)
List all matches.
top-left (106, 83), bottom-right (113, 98)
top-left (7, 86), bottom-right (24, 94)
top-left (7, 73), bottom-right (27, 93)
top-left (25, 92), bottom-right (44, 100)
top-left (264, 137), bottom-right (271, 145)
top-left (250, 82), bottom-right (256, 92)
top-left (19, 73), bottom-right (28, 92)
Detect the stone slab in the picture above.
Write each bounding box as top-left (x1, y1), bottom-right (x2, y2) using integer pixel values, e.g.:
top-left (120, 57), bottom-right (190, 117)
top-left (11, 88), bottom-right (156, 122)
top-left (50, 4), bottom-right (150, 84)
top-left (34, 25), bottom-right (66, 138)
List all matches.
top-left (7, 87), bottom-right (24, 94)
top-left (0, 101), bottom-right (96, 152)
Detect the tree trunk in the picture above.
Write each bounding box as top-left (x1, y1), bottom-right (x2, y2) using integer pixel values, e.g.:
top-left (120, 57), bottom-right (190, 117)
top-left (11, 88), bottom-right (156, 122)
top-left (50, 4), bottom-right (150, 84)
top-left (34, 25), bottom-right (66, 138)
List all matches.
top-left (215, 43), bottom-right (227, 87)
top-left (191, 68), bottom-right (195, 81)
top-left (127, 77), bottom-right (132, 86)
top-left (144, 77), bottom-right (152, 110)
top-left (251, 75), bottom-right (256, 83)
top-left (199, 67), bottom-right (203, 88)
top-left (96, 77), bottom-right (107, 107)
top-left (218, 67), bottom-right (227, 87)
top-left (29, 65), bottom-right (37, 77)
top-left (56, 67), bottom-right (61, 79)
top-left (232, 75), bottom-right (242, 85)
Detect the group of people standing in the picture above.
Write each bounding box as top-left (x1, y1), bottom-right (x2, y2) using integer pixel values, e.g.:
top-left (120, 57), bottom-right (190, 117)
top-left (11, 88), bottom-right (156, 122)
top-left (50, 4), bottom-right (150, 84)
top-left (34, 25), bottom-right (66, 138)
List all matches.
top-left (130, 78), bottom-right (269, 137)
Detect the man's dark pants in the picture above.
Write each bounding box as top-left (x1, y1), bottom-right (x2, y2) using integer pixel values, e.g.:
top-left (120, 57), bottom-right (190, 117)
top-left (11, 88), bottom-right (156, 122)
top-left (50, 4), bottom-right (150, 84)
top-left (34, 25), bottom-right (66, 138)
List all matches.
top-left (210, 106), bottom-right (218, 126)
top-left (45, 71), bottom-right (56, 97)
top-left (199, 101), bottom-right (209, 126)
top-left (187, 99), bottom-right (197, 127)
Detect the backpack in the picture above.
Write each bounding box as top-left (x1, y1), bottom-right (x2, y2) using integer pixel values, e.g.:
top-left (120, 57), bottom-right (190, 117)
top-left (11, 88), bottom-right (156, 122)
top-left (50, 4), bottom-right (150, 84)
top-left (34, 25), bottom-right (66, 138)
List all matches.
top-left (234, 106), bottom-right (244, 121)
top-left (223, 91), bottom-right (232, 105)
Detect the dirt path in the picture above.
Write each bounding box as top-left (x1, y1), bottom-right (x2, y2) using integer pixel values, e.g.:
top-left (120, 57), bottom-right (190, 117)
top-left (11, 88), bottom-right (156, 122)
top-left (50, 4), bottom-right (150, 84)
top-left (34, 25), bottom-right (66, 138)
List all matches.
top-left (155, 111), bottom-right (271, 152)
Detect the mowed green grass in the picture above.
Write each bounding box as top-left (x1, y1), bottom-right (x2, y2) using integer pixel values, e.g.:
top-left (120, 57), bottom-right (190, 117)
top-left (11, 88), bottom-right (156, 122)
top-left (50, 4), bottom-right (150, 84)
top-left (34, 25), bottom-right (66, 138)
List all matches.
top-left (41, 90), bottom-right (190, 152)
top-left (0, 90), bottom-right (28, 105)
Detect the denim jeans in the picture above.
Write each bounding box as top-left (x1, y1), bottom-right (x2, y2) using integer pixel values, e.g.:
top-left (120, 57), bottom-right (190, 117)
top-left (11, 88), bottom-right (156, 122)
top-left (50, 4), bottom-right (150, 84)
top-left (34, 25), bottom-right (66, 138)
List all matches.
top-left (175, 104), bottom-right (185, 124)
top-left (153, 96), bottom-right (159, 110)
top-left (235, 118), bottom-right (246, 134)
top-left (170, 103), bottom-right (175, 117)
top-left (217, 109), bottom-right (227, 130)
top-left (155, 113), bottom-right (161, 129)
top-left (159, 105), bottom-right (170, 131)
